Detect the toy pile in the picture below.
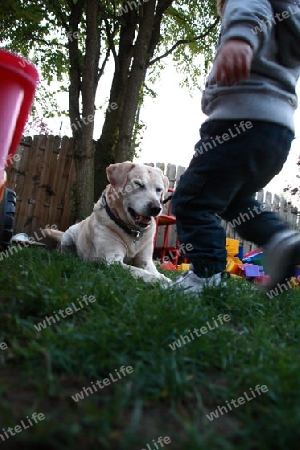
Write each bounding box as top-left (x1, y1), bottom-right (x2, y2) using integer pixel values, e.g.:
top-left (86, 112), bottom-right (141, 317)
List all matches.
top-left (160, 237), bottom-right (300, 289)
top-left (226, 238), bottom-right (300, 289)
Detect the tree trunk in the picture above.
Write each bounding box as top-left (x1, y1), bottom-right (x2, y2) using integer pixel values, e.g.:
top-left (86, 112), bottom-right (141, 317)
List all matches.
top-left (73, 150), bottom-right (94, 219)
top-left (94, 0), bottom-right (168, 200)
top-left (94, 6), bottom-right (138, 199)
top-left (114, 0), bottom-right (157, 163)
top-left (68, 0), bottom-right (100, 219)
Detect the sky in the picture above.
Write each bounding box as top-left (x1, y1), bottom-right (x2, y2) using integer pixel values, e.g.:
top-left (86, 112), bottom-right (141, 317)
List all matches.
top-left (46, 62), bottom-right (300, 204)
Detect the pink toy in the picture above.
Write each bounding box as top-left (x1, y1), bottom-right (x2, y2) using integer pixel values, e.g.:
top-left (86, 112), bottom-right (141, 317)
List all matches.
top-left (254, 275), bottom-right (270, 286)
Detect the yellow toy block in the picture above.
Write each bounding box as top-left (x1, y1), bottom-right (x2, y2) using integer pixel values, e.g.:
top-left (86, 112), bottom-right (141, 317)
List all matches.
top-left (226, 256), bottom-right (242, 275)
top-left (290, 277), bottom-right (300, 289)
top-left (226, 238), bottom-right (239, 256)
top-left (177, 263), bottom-right (190, 271)
top-left (230, 274), bottom-right (243, 279)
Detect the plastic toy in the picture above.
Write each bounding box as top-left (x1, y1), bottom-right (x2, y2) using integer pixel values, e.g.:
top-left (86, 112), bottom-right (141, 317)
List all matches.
top-left (160, 261), bottom-right (178, 271)
top-left (225, 240), bottom-right (300, 289)
top-left (242, 251), bottom-right (265, 268)
top-left (254, 275), bottom-right (270, 286)
top-left (0, 49), bottom-right (39, 250)
top-left (177, 263), bottom-right (190, 271)
top-left (225, 238), bottom-right (243, 274)
top-left (226, 238), bottom-right (239, 257)
top-left (243, 264), bottom-right (264, 278)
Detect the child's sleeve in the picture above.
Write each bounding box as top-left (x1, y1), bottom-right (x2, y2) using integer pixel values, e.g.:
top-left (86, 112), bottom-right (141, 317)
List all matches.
top-left (271, 0), bottom-right (300, 64)
top-left (221, 0), bottom-right (274, 53)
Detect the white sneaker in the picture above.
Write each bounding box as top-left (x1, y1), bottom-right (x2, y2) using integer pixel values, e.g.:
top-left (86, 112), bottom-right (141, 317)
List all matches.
top-left (168, 270), bottom-right (224, 294)
top-left (264, 230), bottom-right (300, 290)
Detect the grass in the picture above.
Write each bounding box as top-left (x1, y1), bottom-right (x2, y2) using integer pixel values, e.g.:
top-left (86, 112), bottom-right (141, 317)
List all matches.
top-left (0, 247), bottom-right (300, 449)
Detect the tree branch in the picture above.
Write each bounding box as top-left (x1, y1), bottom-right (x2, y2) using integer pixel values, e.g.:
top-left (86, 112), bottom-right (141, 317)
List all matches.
top-left (156, 0), bottom-right (174, 15)
top-left (29, 36), bottom-right (66, 48)
top-left (97, 47), bottom-right (111, 83)
top-left (104, 17), bottom-right (118, 70)
top-left (148, 17), bottom-right (220, 66)
top-left (47, 0), bottom-right (69, 30)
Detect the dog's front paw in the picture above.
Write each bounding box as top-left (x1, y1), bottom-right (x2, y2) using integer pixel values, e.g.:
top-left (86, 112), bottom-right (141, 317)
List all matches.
top-left (157, 273), bottom-right (172, 284)
top-left (141, 272), bottom-right (171, 284)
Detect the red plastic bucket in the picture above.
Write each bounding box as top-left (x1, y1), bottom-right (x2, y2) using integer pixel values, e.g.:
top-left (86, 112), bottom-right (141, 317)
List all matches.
top-left (0, 49), bottom-right (39, 183)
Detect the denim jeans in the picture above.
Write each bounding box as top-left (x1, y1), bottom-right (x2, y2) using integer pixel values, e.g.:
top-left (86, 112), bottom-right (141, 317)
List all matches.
top-left (172, 120), bottom-right (294, 277)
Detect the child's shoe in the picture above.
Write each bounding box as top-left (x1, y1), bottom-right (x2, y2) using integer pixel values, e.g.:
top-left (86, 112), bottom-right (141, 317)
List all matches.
top-left (264, 230), bottom-right (300, 290)
top-left (168, 270), bottom-right (224, 294)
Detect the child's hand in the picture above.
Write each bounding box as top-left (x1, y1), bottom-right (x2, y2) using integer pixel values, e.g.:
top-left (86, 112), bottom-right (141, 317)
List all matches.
top-left (215, 39), bottom-right (253, 85)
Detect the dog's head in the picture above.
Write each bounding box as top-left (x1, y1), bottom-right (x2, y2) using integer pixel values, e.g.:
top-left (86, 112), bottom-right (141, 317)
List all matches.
top-left (105, 162), bottom-right (169, 228)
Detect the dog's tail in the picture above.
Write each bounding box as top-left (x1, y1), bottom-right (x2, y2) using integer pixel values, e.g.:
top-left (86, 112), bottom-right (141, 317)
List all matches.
top-left (42, 229), bottom-right (64, 242)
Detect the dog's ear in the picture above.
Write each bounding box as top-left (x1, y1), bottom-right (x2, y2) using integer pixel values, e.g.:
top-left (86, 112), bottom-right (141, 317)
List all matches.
top-left (151, 168), bottom-right (169, 200)
top-left (106, 162), bottom-right (135, 189)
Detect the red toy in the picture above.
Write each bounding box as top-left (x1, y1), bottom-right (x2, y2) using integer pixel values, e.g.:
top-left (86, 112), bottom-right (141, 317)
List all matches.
top-left (0, 49), bottom-right (39, 249)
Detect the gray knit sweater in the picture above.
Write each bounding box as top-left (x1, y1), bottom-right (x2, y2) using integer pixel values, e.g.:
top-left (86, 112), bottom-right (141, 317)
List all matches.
top-left (202, 0), bottom-right (300, 133)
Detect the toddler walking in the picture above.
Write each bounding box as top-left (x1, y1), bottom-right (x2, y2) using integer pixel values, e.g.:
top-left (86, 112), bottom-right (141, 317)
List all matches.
top-left (171, 0), bottom-right (300, 293)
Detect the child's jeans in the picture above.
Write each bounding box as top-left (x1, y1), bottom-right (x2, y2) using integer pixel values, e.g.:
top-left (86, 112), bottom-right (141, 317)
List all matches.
top-left (172, 120), bottom-right (294, 277)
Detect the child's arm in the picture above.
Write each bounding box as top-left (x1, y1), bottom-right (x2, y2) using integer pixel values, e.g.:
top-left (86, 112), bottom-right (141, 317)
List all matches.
top-left (215, 0), bottom-right (272, 85)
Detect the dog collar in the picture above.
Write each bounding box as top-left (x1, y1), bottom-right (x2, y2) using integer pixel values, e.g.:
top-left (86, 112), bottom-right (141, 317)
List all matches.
top-left (102, 194), bottom-right (146, 241)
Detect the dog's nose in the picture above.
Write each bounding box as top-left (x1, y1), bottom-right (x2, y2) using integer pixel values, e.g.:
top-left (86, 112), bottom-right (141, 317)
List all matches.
top-left (147, 202), bottom-right (161, 217)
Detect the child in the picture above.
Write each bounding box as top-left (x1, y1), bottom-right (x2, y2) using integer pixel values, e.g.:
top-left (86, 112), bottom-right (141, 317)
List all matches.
top-left (171, 0), bottom-right (300, 293)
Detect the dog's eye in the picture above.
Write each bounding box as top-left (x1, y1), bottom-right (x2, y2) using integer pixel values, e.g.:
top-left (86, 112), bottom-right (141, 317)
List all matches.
top-left (134, 180), bottom-right (145, 188)
top-left (156, 187), bottom-right (163, 193)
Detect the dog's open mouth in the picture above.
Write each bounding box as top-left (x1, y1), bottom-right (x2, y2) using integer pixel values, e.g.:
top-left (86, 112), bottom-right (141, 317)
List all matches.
top-left (128, 207), bottom-right (152, 228)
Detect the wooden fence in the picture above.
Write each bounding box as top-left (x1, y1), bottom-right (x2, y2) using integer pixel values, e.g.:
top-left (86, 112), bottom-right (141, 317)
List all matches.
top-left (5, 135), bottom-right (300, 255)
top-left (6, 135), bottom-right (76, 236)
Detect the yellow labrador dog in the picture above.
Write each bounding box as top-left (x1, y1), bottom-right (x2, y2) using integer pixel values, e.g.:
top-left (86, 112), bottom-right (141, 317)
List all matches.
top-left (46, 162), bottom-right (171, 284)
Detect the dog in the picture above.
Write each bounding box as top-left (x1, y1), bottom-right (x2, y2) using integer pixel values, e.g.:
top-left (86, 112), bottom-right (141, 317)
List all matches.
top-left (45, 162), bottom-right (171, 284)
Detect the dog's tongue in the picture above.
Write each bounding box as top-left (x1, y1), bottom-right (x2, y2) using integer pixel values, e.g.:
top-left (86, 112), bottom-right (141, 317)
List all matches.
top-left (135, 215), bottom-right (151, 225)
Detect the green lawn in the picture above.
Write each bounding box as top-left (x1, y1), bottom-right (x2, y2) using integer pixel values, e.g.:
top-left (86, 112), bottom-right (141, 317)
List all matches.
top-left (0, 247), bottom-right (300, 449)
